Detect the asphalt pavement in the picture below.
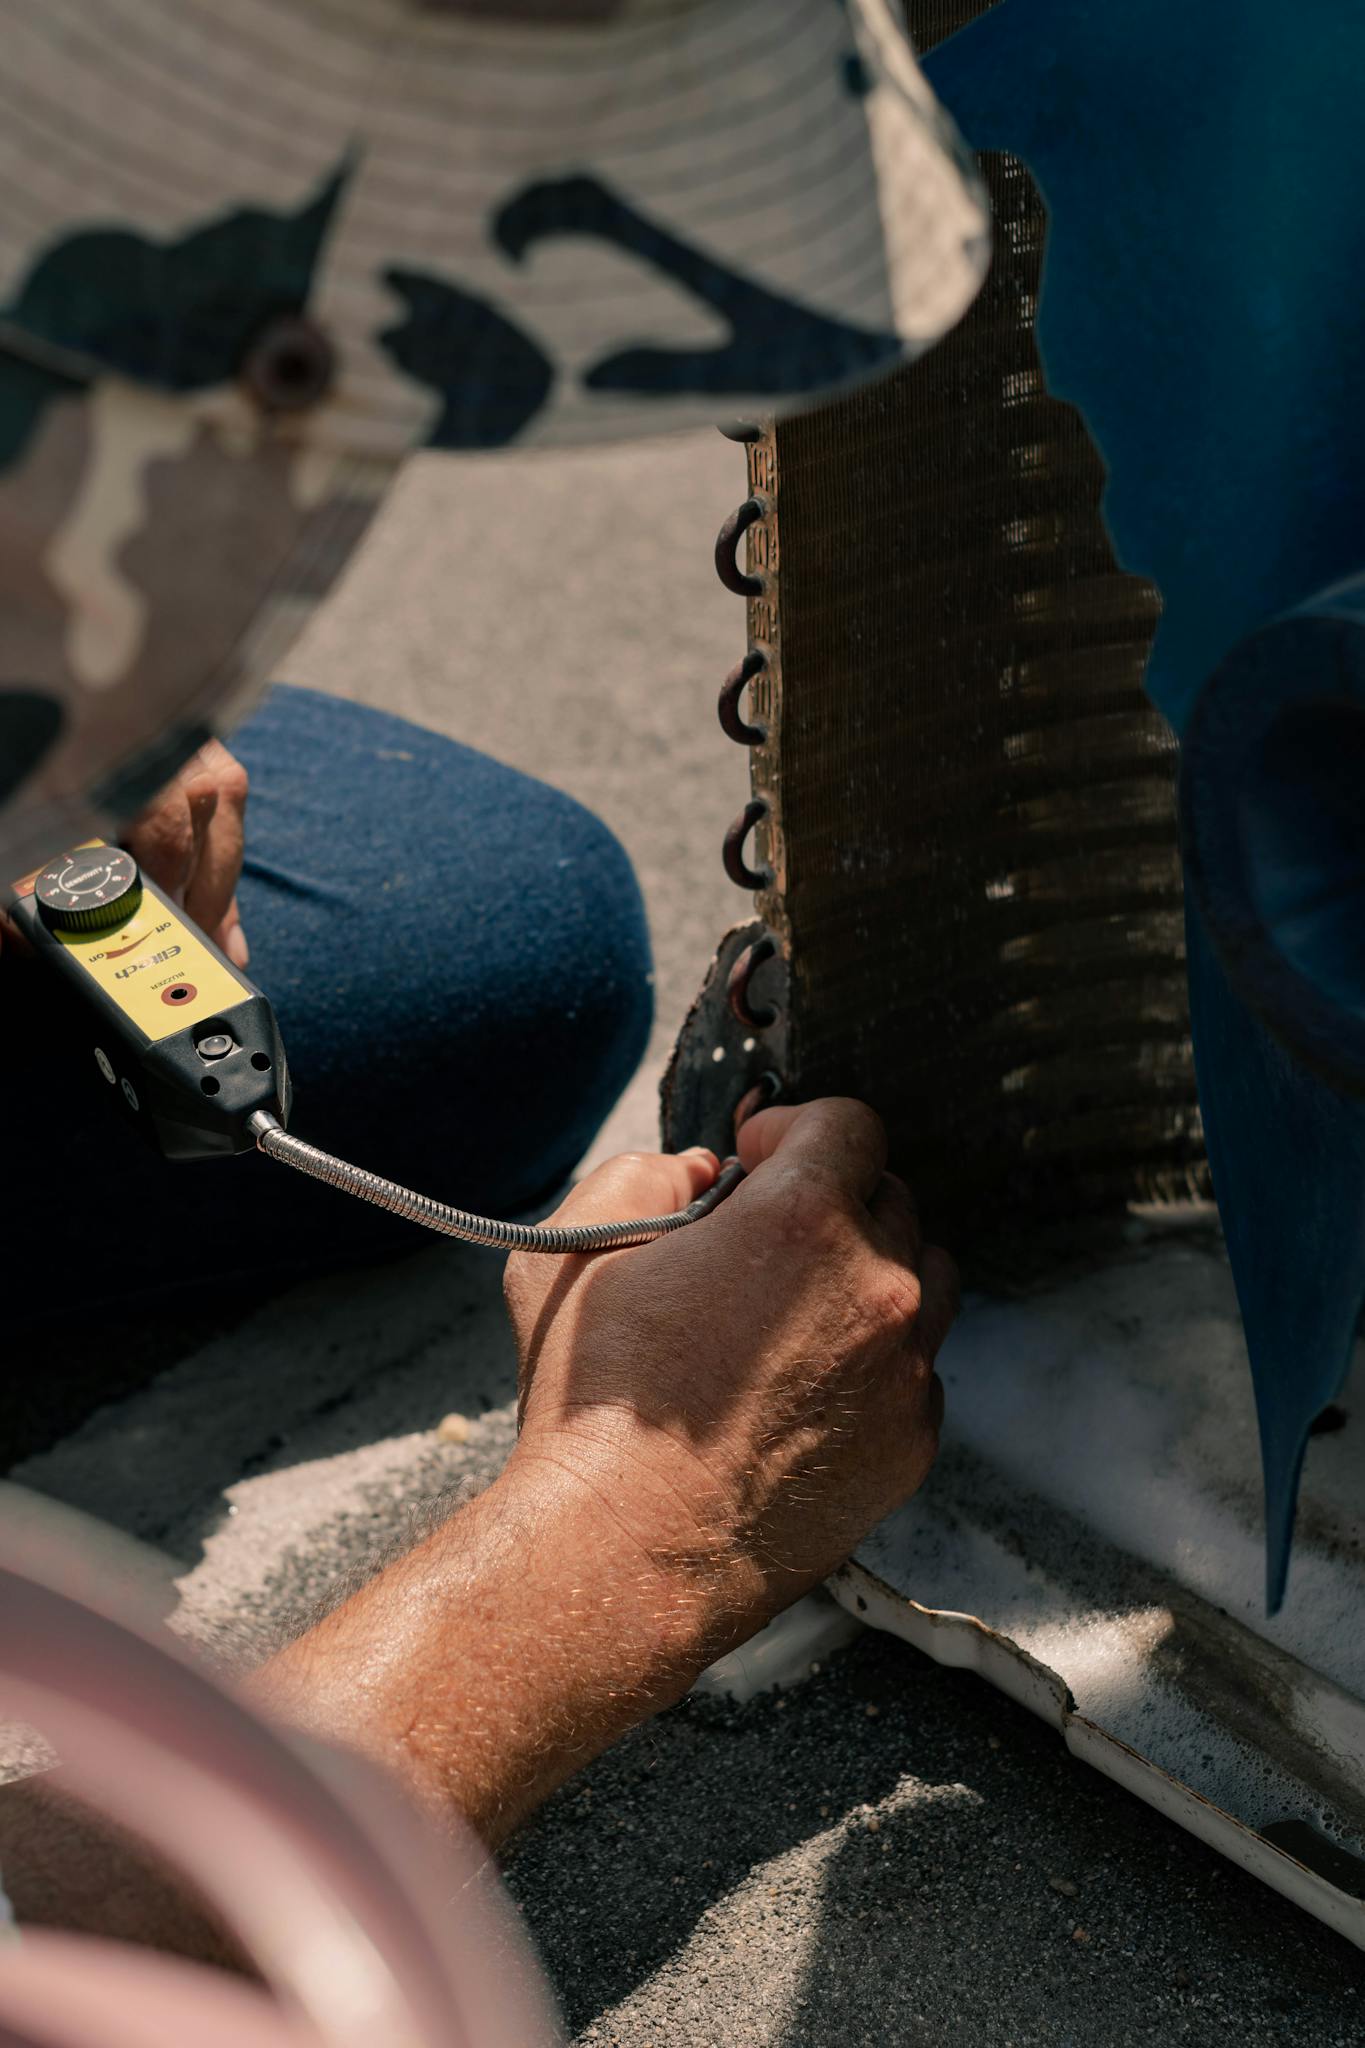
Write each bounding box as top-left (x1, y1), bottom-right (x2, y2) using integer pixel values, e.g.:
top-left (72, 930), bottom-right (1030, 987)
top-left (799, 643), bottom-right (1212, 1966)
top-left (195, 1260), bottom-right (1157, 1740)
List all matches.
top-left (9, 431), bottom-right (1365, 2043)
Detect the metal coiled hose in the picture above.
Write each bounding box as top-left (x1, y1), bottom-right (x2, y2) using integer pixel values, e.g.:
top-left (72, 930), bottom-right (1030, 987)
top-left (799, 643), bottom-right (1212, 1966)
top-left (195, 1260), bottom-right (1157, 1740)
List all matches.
top-left (248, 1111), bottom-right (746, 1254)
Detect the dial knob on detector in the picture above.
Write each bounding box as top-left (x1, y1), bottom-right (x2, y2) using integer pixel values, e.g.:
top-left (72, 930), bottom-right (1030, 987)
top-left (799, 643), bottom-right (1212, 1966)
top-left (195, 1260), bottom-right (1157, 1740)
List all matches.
top-left (35, 847), bottom-right (142, 932)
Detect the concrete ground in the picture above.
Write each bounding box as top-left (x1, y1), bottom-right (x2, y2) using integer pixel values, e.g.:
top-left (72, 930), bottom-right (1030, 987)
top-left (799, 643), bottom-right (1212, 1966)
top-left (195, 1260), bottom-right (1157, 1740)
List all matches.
top-left (9, 432), bottom-right (1365, 2043)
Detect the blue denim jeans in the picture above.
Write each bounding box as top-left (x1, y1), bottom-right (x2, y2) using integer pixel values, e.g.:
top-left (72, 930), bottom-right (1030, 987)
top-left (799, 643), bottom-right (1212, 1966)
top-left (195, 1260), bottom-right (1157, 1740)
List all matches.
top-left (8, 685), bottom-right (654, 1320)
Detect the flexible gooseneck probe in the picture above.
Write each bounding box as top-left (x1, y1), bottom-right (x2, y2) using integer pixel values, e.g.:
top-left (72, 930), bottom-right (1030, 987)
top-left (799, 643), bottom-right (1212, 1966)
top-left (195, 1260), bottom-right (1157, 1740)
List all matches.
top-left (248, 1111), bottom-right (745, 1254)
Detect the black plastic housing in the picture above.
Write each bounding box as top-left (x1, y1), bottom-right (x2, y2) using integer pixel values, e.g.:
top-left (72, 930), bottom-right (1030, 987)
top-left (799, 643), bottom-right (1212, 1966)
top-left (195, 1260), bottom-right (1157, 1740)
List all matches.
top-left (9, 875), bottom-right (290, 1159)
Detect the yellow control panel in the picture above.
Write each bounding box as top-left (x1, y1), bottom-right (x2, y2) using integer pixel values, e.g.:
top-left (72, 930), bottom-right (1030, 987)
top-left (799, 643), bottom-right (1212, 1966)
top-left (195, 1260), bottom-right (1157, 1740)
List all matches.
top-left (56, 896), bottom-right (247, 1041)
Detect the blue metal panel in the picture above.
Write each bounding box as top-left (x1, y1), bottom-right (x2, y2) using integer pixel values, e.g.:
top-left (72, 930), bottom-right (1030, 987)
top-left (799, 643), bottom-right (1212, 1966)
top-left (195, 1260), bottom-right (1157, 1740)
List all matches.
top-left (924, 0), bottom-right (1365, 1604)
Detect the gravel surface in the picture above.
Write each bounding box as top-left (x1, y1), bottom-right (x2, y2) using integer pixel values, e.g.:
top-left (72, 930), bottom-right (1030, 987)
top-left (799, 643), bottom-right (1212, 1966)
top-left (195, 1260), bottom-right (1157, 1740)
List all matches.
top-left (507, 1634), bottom-right (1364, 2048)
top-left (9, 431), bottom-right (1364, 2041)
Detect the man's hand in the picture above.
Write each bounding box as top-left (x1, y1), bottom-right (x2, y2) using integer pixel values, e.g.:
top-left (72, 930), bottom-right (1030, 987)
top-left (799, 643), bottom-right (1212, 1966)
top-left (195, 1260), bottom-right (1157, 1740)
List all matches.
top-left (258, 1098), bottom-right (957, 1847)
top-left (2, 1099), bottom-right (958, 1951)
top-left (0, 740), bottom-right (250, 968)
top-left (503, 1097), bottom-right (958, 1666)
top-left (124, 739), bottom-right (250, 967)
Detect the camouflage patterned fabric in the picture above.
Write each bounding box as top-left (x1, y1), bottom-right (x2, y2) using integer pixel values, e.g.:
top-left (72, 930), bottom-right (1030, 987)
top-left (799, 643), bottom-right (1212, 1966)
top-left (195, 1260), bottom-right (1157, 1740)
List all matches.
top-left (0, 0), bottom-right (988, 873)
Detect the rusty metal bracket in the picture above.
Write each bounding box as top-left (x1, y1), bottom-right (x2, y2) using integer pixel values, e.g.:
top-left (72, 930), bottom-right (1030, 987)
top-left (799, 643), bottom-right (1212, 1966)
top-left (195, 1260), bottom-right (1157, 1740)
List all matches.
top-left (722, 798), bottom-right (772, 891)
top-left (726, 931), bottom-right (779, 1030)
top-left (718, 648), bottom-right (769, 746)
top-left (714, 498), bottom-right (766, 598)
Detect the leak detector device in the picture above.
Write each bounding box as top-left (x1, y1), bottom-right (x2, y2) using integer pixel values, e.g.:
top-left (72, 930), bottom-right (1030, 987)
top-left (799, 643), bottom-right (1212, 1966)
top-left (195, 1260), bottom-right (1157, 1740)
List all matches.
top-left (10, 842), bottom-right (742, 1253)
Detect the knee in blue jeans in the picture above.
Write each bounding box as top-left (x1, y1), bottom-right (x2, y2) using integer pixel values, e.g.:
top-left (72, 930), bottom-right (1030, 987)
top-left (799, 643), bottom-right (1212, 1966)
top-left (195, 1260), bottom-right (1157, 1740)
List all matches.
top-left (357, 789), bottom-right (655, 1211)
top-left (502, 798), bottom-right (653, 1179)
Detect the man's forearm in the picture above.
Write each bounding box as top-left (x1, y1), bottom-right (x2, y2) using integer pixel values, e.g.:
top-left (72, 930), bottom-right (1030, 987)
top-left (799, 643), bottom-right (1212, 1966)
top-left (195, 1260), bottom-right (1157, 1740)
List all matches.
top-left (1, 1101), bottom-right (954, 1954)
top-left (253, 1460), bottom-right (726, 1849)
top-left (0, 1461), bottom-right (724, 1961)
